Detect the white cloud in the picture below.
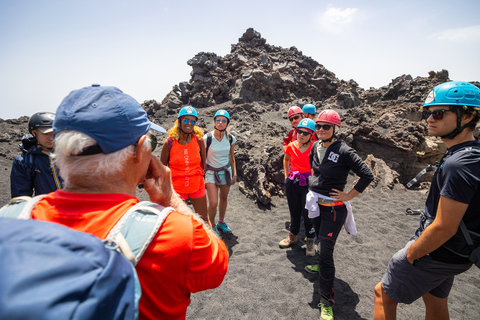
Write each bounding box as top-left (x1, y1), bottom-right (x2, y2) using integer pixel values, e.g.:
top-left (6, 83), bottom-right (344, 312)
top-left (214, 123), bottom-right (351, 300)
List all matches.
top-left (319, 6), bottom-right (359, 33)
top-left (428, 25), bottom-right (480, 42)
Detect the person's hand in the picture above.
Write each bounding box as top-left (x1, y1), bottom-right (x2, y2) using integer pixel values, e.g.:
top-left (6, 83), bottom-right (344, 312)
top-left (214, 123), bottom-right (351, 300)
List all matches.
top-left (330, 188), bottom-right (351, 201)
top-left (231, 175), bottom-right (237, 185)
top-left (143, 156), bottom-right (174, 207)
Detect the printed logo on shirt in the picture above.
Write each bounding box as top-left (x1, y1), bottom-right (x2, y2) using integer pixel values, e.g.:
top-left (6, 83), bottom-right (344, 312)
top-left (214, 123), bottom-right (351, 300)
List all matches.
top-left (327, 151), bottom-right (339, 163)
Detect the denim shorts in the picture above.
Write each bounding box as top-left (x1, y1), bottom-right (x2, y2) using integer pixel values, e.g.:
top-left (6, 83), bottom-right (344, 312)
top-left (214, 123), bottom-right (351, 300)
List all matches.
top-left (381, 238), bottom-right (472, 304)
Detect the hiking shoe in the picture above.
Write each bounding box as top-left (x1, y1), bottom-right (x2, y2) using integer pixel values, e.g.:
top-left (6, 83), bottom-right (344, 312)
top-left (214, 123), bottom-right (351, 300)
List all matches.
top-left (304, 264), bottom-right (319, 274)
top-left (306, 238), bottom-right (315, 256)
top-left (279, 233), bottom-right (297, 248)
top-left (217, 221), bottom-right (232, 234)
top-left (212, 224), bottom-right (220, 236)
top-left (319, 303), bottom-right (334, 320)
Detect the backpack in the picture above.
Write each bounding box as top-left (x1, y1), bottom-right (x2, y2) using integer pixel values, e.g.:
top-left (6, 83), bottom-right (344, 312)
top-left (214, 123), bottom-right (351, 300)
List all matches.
top-left (205, 131), bottom-right (233, 157)
top-left (0, 196), bottom-right (173, 320)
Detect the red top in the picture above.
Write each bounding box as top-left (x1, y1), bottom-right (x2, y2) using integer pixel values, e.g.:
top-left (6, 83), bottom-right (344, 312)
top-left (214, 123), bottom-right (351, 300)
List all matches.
top-left (285, 141), bottom-right (312, 173)
top-left (32, 190), bottom-right (229, 320)
top-left (169, 138), bottom-right (204, 193)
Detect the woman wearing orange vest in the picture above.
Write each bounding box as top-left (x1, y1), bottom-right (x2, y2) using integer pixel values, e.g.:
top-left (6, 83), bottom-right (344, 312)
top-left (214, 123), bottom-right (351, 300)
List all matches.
top-left (160, 106), bottom-right (208, 222)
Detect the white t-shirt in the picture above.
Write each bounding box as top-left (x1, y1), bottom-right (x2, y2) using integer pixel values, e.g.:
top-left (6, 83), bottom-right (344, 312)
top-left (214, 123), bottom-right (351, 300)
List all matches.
top-left (204, 131), bottom-right (237, 168)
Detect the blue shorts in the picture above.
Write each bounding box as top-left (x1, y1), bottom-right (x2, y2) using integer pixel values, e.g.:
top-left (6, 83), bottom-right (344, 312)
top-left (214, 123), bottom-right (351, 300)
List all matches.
top-left (381, 238), bottom-right (472, 304)
top-left (205, 168), bottom-right (232, 186)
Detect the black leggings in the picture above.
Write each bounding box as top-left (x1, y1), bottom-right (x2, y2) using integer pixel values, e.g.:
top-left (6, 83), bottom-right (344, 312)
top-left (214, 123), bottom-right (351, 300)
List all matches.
top-left (312, 204), bottom-right (347, 306)
top-left (285, 178), bottom-right (314, 238)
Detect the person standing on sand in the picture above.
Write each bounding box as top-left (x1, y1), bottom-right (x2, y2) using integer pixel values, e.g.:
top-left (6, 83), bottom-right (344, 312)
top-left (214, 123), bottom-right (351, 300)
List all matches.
top-left (160, 106), bottom-right (209, 223)
top-left (373, 81), bottom-right (480, 320)
top-left (14, 85), bottom-right (228, 319)
top-left (204, 109), bottom-right (237, 235)
top-left (283, 106), bottom-right (304, 152)
top-left (304, 109), bottom-right (374, 320)
top-left (279, 118), bottom-right (316, 256)
top-left (10, 112), bottom-right (63, 197)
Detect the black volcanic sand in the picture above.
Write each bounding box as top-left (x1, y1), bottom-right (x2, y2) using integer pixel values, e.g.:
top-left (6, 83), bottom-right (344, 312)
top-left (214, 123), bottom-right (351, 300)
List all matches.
top-left (1, 157), bottom-right (479, 320)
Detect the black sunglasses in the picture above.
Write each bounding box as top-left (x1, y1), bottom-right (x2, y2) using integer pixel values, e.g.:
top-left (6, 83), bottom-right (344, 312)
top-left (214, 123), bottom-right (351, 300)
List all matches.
top-left (422, 109), bottom-right (453, 120)
top-left (289, 115), bottom-right (301, 122)
top-left (149, 134), bottom-right (157, 152)
top-left (315, 124), bottom-right (333, 131)
top-left (297, 129), bottom-right (312, 136)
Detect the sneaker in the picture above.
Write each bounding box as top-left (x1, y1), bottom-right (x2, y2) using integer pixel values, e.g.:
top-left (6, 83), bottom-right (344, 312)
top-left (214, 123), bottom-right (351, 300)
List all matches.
top-left (217, 221), bottom-right (232, 234)
top-left (304, 264), bottom-right (319, 274)
top-left (279, 233), bottom-right (297, 248)
top-left (306, 238), bottom-right (315, 256)
top-left (319, 303), bottom-right (334, 320)
top-left (212, 224), bottom-right (220, 236)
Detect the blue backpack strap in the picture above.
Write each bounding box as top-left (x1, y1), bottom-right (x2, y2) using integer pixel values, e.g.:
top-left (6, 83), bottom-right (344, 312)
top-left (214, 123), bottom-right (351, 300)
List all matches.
top-left (106, 201), bottom-right (174, 266)
top-left (0, 195), bottom-right (46, 219)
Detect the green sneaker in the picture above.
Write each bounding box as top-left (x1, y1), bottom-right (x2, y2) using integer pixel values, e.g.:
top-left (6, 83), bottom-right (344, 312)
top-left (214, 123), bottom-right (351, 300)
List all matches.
top-left (319, 303), bottom-right (334, 320)
top-left (304, 264), bottom-right (319, 274)
top-left (212, 224), bottom-right (220, 236)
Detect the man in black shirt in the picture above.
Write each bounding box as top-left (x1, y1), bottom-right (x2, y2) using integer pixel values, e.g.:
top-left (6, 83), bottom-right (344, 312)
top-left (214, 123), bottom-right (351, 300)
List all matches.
top-left (373, 81), bottom-right (480, 320)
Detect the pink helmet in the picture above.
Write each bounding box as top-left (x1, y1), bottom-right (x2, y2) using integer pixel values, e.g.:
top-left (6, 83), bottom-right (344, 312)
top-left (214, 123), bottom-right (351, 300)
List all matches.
top-left (287, 106), bottom-right (303, 118)
top-left (315, 109), bottom-right (341, 127)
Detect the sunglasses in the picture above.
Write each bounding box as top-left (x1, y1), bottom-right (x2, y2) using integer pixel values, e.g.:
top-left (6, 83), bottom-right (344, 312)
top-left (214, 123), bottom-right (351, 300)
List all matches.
top-left (289, 115), bottom-right (301, 122)
top-left (421, 109), bottom-right (453, 120)
top-left (297, 130), bottom-right (312, 136)
top-left (149, 134), bottom-right (157, 152)
top-left (215, 118), bottom-right (227, 123)
top-left (315, 124), bottom-right (333, 131)
top-left (182, 118), bottom-right (196, 125)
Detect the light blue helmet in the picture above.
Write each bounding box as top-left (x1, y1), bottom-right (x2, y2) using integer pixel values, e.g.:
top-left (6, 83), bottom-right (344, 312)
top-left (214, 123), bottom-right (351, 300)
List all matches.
top-left (178, 106), bottom-right (198, 119)
top-left (214, 109), bottom-right (230, 123)
top-left (296, 118), bottom-right (316, 133)
top-left (423, 81), bottom-right (480, 109)
top-left (302, 104), bottom-right (316, 114)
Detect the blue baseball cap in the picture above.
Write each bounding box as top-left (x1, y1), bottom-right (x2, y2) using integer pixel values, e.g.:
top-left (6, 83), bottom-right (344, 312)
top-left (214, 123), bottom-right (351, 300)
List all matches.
top-left (53, 84), bottom-right (166, 154)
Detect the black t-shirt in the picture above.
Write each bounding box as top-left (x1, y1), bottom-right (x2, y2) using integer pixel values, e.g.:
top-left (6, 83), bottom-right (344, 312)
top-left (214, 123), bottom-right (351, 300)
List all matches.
top-left (308, 140), bottom-right (374, 196)
top-left (416, 139), bottom-right (480, 263)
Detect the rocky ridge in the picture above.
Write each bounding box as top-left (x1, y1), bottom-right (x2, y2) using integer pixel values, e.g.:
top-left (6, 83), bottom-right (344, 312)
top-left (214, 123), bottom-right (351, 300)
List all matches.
top-left (1, 28), bottom-right (479, 205)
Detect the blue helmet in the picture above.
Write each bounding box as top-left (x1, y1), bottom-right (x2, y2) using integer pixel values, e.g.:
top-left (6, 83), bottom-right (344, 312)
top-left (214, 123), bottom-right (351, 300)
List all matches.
top-left (423, 81), bottom-right (480, 109)
top-left (214, 109), bottom-right (230, 123)
top-left (302, 104), bottom-right (316, 114)
top-left (178, 106), bottom-right (198, 119)
top-left (296, 118), bottom-right (316, 133)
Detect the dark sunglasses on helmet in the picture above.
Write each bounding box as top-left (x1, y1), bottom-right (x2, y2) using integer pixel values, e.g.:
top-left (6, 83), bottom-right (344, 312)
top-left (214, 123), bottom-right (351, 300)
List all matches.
top-left (215, 118), bottom-right (227, 123)
top-left (182, 118), bottom-right (196, 125)
top-left (315, 124), bottom-right (333, 131)
top-left (297, 129), bottom-right (312, 136)
top-left (421, 109), bottom-right (453, 120)
top-left (289, 115), bottom-right (301, 122)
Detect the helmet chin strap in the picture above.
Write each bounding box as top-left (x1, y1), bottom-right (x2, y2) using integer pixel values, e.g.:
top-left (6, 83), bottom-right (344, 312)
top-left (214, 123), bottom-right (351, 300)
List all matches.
top-left (440, 109), bottom-right (471, 140)
top-left (321, 127), bottom-right (336, 143)
top-left (215, 126), bottom-right (227, 132)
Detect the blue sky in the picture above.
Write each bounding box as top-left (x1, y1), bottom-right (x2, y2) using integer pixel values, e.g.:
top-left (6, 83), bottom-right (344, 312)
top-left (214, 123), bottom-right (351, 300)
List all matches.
top-left (1, 0), bottom-right (479, 119)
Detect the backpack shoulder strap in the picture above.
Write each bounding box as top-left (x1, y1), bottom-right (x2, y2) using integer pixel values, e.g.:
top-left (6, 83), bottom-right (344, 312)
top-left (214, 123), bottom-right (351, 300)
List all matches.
top-left (167, 137), bottom-right (173, 163)
top-left (227, 132), bottom-right (233, 145)
top-left (107, 201), bottom-right (174, 266)
top-left (0, 195), bottom-right (47, 219)
top-left (205, 132), bottom-right (213, 155)
top-left (23, 152), bottom-right (37, 184)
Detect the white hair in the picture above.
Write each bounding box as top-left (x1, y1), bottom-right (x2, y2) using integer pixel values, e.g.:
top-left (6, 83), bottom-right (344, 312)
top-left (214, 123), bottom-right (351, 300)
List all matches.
top-left (53, 130), bottom-right (150, 186)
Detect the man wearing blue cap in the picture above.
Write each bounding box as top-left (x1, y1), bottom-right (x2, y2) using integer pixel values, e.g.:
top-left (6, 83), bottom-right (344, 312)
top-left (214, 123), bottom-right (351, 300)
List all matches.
top-left (373, 81), bottom-right (480, 320)
top-left (27, 85), bottom-right (229, 320)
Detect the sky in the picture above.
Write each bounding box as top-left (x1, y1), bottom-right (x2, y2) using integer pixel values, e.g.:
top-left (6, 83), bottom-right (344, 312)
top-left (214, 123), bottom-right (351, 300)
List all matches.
top-left (1, 0), bottom-right (479, 120)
